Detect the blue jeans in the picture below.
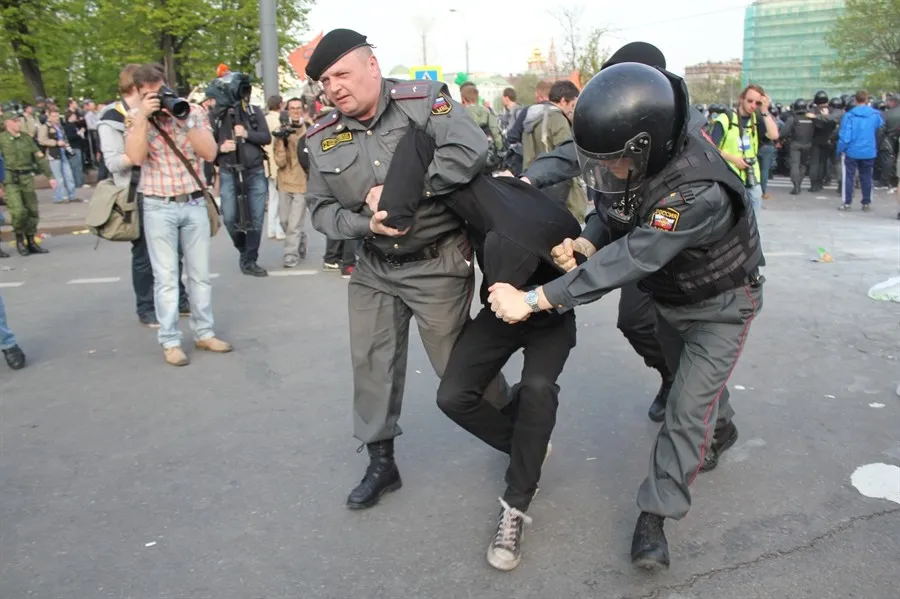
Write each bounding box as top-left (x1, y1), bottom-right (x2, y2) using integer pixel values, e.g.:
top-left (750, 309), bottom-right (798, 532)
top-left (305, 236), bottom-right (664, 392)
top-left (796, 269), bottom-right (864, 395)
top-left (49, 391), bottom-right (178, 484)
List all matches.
top-left (746, 184), bottom-right (762, 218)
top-left (142, 196), bottom-right (215, 349)
top-left (219, 166), bottom-right (267, 266)
top-left (49, 157), bottom-right (76, 202)
top-left (0, 294), bottom-right (17, 350)
top-left (842, 156), bottom-right (875, 205)
top-left (757, 144), bottom-right (775, 194)
top-left (68, 148), bottom-right (85, 187)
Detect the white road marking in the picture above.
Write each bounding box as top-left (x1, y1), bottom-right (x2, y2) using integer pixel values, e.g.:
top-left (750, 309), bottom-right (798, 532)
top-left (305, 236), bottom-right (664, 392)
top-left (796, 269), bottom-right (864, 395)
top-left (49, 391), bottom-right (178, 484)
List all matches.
top-left (850, 463), bottom-right (900, 505)
top-left (0, 282), bottom-right (24, 288)
top-left (869, 402), bottom-right (886, 408)
top-left (67, 277), bottom-right (121, 284)
top-left (267, 270), bottom-right (318, 277)
top-left (181, 273), bottom-right (220, 280)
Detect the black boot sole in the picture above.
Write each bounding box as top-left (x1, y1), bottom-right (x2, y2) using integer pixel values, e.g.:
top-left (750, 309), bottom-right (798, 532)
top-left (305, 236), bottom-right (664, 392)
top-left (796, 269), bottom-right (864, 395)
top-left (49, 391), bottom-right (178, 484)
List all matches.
top-left (700, 425), bottom-right (739, 473)
top-left (346, 478), bottom-right (402, 510)
top-left (648, 402), bottom-right (666, 423)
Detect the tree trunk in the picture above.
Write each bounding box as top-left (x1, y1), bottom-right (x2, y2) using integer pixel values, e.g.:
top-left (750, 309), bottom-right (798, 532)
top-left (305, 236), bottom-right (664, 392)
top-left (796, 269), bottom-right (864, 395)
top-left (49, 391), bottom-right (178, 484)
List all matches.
top-left (1, 1), bottom-right (47, 98)
top-left (160, 32), bottom-right (177, 87)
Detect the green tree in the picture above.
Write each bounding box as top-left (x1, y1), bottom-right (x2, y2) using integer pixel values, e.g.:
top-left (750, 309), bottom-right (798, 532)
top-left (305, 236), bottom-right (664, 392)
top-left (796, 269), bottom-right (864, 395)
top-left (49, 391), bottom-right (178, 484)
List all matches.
top-left (825, 0), bottom-right (900, 94)
top-left (511, 72), bottom-right (540, 106)
top-left (552, 4), bottom-right (609, 86)
top-left (575, 27), bottom-right (609, 87)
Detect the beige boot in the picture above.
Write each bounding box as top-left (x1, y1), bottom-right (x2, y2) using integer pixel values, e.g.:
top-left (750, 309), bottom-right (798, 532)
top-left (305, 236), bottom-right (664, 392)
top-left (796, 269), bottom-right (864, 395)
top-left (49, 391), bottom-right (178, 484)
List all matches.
top-left (164, 346), bottom-right (189, 366)
top-left (195, 337), bottom-right (233, 353)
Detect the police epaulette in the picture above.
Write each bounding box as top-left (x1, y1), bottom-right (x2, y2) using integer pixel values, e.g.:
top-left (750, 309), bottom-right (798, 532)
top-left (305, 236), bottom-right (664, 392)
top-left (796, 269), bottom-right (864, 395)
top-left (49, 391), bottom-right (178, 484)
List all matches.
top-left (390, 82), bottom-right (432, 100)
top-left (306, 110), bottom-right (339, 138)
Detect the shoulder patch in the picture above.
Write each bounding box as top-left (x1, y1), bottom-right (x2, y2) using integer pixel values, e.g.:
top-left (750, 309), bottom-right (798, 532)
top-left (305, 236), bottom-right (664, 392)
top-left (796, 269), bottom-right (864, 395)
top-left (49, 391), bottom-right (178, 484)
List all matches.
top-left (650, 207), bottom-right (680, 232)
top-left (306, 110), bottom-right (340, 139)
top-left (431, 94), bottom-right (452, 116)
top-left (390, 82), bottom-right (432, 100)
top-left (321, 130), bottom-right (353, 152)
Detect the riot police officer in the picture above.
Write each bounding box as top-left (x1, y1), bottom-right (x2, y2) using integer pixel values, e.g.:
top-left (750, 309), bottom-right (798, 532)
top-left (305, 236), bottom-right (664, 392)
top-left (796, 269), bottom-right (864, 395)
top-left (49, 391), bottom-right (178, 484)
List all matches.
top-left (780, 99), bottom-right (815, 194)
top-left (487, 61), bottom-right (764, 570)
top-left (809, 90), bottom-right (835, 192)
top-left (0, 110), bottom-right (57, 255)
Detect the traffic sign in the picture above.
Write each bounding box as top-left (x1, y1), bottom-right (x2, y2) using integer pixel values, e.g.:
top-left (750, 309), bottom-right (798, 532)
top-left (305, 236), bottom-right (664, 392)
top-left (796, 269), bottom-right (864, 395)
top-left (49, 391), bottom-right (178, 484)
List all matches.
top-left (409, 65), bottom-right (443, 82)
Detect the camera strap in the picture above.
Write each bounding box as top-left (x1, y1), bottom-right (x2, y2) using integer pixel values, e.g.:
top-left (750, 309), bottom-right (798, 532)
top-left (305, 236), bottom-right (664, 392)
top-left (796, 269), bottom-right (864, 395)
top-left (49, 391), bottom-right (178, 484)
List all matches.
top-left (150, 120), bottom-right (208, 193)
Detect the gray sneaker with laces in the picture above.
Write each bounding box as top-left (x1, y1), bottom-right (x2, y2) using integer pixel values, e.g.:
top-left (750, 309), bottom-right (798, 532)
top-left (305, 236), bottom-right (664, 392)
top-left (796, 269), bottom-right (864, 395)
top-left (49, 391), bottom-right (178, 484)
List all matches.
top-left (486, 498), bottom-right (533, 571)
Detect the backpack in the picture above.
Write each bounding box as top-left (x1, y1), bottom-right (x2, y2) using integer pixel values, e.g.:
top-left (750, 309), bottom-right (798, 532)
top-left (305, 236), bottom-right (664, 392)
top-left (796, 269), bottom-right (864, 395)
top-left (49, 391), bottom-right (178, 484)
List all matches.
top-left (476, 111), bottom-right (502, 172)
top-left (84, 166), bottom-right (141, 241)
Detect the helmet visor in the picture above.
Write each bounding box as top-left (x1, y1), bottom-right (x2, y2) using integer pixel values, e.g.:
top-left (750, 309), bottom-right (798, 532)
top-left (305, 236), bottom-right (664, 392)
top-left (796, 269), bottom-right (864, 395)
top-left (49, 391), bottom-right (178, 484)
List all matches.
top-left (576, 132), bottom-right (651, 195)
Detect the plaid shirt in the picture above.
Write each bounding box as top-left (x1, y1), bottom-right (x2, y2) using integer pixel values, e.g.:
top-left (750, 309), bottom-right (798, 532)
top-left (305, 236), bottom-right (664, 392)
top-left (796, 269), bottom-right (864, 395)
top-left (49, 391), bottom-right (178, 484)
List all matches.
top-left (126, 104), bottom-right (211, 197)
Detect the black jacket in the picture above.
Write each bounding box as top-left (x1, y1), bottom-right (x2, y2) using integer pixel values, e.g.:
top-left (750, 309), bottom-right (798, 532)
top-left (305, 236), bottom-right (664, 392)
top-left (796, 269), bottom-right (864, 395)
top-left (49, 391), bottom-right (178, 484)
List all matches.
top-left (380, 124), bottom-right (582, 303)
top-left (212, 104), bottom-right (271, 171)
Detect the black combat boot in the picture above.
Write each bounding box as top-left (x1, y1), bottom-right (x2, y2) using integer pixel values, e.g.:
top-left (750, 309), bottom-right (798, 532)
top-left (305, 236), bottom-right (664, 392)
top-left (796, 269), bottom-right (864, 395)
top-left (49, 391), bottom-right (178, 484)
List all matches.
top-left (26, 235), bottom-right (48, 254)
top-left (3, 345), bottom-right (26, 370)
top-left (648, 369), bottom-right (673, 423)
top-left (700, 420), bottom-right (739, 472)
top-left (346, 439), bottom-right (402, 510)
top-left (631, 512), bottom-right (669, 570)
top-left (790, 182), bottom-right (800, 195)
top-left (15, 233), bottom-right (29, 256)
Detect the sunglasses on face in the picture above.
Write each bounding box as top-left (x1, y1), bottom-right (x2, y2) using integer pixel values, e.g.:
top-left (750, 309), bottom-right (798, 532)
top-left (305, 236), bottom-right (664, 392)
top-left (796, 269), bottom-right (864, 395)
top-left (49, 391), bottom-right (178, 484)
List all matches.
top-left (747, 99), bottom-right (763, 106)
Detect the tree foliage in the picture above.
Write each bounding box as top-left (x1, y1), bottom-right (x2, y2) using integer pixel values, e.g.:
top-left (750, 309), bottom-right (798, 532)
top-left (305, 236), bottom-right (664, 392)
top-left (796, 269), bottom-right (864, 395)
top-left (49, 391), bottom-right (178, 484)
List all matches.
top-left (687, 74), bottom-right (742, 107)
top-left (0, 0), bottom-right (313, 103)
top-left (825, 0), bottom-right (900, 94)
top-left (552, 4), bottom-right (609, 87)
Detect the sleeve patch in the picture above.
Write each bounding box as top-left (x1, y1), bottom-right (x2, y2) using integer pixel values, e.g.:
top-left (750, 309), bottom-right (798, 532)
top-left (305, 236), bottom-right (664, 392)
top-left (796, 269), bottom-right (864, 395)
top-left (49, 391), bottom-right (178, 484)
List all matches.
top-left (431, 94), bottom-right (452, 116)
top-left (650, 208), bottom-right (680, 231)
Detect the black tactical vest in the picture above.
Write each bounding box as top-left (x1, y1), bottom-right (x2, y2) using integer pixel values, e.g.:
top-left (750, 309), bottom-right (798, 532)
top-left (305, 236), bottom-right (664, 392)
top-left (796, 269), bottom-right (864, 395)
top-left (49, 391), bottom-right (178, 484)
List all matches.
top-left (636, 129), bottom-right (763, 306)
top-left (791, 112), bottom-right (815, 148)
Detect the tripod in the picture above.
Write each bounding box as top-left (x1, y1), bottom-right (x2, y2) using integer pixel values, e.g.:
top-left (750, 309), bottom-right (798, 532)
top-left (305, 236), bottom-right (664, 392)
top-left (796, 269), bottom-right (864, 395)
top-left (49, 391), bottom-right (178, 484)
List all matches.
top-left (227, 105), bottom-right (255, 233)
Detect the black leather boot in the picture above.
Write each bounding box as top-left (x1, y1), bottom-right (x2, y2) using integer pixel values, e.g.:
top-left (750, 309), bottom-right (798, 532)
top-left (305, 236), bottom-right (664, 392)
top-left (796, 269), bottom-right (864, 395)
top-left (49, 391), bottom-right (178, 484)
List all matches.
top-left (631, 512), bottom-right (669, 570)
top-left (700, 421), bottom-right (739, 472)
top-left (648, 370), bottom-right (672, 423)
top-left (15, 233), bottom-right (29, 256)
top-left (346, 439), bottom-right (402, 510)
top-left (27, 235), bottom-right (48, 254)
top-left (3, 345), bottom-right (26, 370)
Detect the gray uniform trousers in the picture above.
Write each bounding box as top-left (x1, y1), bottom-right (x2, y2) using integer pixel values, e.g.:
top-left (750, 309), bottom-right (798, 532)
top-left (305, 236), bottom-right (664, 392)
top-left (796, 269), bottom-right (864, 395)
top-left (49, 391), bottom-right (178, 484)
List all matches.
top-left (789, 146), bottom-right (809, 188)
top-left (637, 283), bottom-right (763, 519)
top-left (348, 231), bottom-right (508, 443)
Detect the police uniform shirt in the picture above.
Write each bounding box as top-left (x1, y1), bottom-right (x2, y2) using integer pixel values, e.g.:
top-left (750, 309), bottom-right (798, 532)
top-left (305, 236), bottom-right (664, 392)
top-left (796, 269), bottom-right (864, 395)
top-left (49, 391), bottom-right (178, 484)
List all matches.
top-left (304, 78), bottom-right (489, 255)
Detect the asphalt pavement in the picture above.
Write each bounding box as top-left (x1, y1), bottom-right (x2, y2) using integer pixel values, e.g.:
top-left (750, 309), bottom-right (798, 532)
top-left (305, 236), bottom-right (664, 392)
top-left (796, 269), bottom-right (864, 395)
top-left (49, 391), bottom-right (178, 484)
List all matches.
top-left (1, 178), bottom-right (899, 599)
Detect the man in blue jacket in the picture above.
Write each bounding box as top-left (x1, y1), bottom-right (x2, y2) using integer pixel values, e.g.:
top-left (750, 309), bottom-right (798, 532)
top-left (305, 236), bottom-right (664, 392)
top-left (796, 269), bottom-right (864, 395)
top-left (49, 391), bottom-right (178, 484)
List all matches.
top-left (838, 90), bottom-right (884, 211)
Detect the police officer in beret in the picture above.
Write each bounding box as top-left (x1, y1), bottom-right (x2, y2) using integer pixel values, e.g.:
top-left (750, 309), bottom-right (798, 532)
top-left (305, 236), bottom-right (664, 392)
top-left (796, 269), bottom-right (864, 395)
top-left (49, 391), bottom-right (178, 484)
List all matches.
top-left (304, 29), bottom-right (507, 509)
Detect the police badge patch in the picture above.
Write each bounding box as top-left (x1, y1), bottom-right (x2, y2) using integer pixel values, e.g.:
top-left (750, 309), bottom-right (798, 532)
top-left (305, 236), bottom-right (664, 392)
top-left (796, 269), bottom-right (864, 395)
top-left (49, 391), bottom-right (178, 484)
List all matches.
top-left (321, 131), bottom-right (353, 152)
top-left (650, 208), bottom-right (680, 231)
top-left (431, 95), bottom-right (451, 116)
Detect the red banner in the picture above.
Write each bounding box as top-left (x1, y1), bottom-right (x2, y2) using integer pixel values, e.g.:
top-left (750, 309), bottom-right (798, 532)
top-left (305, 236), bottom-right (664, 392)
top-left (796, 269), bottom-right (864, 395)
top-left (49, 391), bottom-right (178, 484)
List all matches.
top-left (288, 32), bottom-right (324, 80)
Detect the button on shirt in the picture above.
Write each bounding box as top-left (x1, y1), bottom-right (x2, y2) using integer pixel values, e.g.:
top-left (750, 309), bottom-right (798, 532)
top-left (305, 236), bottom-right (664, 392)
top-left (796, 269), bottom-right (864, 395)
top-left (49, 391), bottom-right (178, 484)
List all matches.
top-left (126, 105), bottom-right (211, 198)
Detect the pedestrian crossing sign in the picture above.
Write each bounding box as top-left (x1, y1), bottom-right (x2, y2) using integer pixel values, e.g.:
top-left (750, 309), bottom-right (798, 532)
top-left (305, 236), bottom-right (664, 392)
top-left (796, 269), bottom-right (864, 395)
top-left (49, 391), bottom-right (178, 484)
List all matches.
top-left (410, 65), bottom-right (443, 82)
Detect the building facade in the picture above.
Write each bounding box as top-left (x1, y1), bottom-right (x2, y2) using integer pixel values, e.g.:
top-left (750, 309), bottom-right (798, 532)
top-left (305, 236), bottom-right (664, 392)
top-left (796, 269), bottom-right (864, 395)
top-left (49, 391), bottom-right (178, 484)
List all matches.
top-left (685, 59), bottom-right (743, 89)
top-left (742, 0), bottom-right (854, 104)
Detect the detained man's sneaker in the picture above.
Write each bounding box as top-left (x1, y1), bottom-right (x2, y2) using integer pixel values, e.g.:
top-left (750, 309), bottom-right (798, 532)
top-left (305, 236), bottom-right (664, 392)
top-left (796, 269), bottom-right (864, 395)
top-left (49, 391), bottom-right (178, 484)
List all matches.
top-left (195, 337), bottom-right (233, 353)
top-left (3, 345), bottom-right (26, 370)
top-left (139, 312), bottom-right (160, 328)
top-left (164, 346), bottom-right (189, 367)
top-left (631, 512), bottom-right (669, 570)
top-left (487, 498), bottom-right (533, 571)
top-left (322, 261), bottom-right (340, 271)
top-left (283, 256), bottom-right (300, 269)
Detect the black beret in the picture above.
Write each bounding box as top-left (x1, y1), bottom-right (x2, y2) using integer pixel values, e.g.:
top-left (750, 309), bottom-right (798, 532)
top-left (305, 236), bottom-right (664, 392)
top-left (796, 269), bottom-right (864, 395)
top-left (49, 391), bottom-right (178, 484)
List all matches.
top-left (602, 42), bottom-right (666, 70)
top-left (306, 29), bottom-right (372, 81)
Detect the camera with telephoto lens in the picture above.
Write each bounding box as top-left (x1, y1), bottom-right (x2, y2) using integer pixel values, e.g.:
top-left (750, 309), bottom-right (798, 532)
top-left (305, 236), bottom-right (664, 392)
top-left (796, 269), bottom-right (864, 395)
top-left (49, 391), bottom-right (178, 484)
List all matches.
top-left (743, 157), bottom-right (758, 188)
top-left (154, 85), bottom-right (190, 120)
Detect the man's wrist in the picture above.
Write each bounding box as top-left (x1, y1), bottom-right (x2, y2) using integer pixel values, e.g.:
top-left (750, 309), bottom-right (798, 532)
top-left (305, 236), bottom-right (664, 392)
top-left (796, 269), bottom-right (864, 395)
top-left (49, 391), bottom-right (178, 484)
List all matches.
top-left (573, 237), bottom-right (597, 257)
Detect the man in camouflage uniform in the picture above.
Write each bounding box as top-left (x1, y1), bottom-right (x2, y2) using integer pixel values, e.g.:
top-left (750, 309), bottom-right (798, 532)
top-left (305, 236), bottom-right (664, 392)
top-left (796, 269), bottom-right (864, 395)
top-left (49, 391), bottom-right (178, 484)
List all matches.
top-left (0, 110), bottom-right (57, 256)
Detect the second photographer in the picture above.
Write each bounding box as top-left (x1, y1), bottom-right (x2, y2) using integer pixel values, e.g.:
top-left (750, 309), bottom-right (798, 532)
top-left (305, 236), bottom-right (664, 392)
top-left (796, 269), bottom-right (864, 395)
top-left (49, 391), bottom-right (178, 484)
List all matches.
top-left (272, 98), bottom-right (309, 268)
top-left (209, 74), bottom-right (272, 277)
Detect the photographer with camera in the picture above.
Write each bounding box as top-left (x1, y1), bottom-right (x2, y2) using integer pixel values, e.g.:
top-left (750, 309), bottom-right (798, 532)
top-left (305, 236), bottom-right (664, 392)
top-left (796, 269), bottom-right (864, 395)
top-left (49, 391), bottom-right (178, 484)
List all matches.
top-left (272, 97), bottom-right (309, 268)
top-left (37, 107), bottom-right (78, 204)
top-left (710, 85), bottom-right (779, 217)
top-left (207, 72), bottom-right (272, 277)
top-left (124, 63), bottom-right (231, 367)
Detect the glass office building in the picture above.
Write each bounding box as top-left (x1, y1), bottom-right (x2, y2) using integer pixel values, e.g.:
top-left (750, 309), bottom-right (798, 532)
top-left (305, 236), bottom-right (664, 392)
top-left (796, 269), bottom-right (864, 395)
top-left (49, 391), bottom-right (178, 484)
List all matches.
top-left (742, 0), bottom-right (854, 104)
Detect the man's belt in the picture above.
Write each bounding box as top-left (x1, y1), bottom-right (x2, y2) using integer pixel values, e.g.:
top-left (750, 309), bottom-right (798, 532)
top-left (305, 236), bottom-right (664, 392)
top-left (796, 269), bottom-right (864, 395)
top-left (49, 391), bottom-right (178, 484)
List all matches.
top-left (364, 238), bottom-right (442, 266)
top-left (7, 169), bottom-right (34, 184)
top-left (163, 190), bottom-right (205, 203)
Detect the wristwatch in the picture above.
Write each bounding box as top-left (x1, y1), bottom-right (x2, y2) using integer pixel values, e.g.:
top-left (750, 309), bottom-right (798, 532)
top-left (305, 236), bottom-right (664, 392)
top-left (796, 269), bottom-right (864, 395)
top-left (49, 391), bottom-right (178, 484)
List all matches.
top-left (524, 289), bottom-right (541, 313)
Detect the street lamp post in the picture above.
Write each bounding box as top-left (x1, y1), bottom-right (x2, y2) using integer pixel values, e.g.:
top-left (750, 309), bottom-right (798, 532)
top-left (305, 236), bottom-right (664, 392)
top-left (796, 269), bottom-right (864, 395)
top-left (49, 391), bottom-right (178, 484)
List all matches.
top-left (448, 9), bottom-right (470, 74)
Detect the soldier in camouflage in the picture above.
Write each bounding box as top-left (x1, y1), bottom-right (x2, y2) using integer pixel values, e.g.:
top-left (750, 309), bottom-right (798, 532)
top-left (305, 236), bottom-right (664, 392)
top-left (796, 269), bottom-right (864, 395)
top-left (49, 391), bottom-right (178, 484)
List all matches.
top-left (0, 110), bottom-right (57, 256)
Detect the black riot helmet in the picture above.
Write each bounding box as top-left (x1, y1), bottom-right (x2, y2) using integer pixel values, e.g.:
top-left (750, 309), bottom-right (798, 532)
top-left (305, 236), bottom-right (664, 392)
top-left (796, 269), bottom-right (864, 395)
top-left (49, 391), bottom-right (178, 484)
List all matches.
top-left (828, 96), bottom-right (845, 109)
top-left (693, 103), bottom-right (706, 114)
top-left (813, 90), bottom-right (829, 105)
top-left (792, 98), bottom-right (808, 112)
top-left (573, 62), bottom-right (688, 195)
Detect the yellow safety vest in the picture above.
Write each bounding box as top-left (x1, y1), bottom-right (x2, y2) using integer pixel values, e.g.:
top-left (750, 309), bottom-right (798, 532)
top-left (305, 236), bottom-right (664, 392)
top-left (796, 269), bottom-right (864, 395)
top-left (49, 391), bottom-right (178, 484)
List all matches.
top-left (715, 110), bottom-right (760, 185)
